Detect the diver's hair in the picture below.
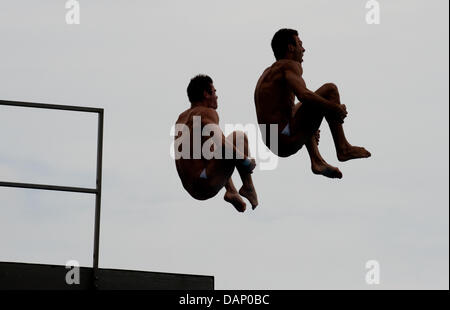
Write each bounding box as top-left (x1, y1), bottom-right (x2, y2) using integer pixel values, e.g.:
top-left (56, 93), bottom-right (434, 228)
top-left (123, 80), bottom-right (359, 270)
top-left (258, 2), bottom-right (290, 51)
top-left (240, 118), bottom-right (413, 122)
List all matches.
top-left (187, 74), bottom-right (213, 104)
top-left (271, 28), bottom-right (299, 60)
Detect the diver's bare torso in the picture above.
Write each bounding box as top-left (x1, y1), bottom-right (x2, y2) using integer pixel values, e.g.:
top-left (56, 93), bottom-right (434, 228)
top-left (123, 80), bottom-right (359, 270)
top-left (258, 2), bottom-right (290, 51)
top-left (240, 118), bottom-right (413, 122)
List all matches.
top-left (254, 60), bottom-right (307, 155)
top-left (175, 106), bottom-right (217, 196)
top-left (255, 60), bottom-right (299, 125)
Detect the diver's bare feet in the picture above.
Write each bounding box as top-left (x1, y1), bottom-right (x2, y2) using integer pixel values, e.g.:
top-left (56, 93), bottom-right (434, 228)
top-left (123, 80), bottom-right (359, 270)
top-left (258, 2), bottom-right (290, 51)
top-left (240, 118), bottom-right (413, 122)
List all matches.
top-left (224, 191), bottom-right (246, 212)
top-left (312, 161), bottom-right (343, 179)
top-left (239, 186), bottom-right (258, 210)
top-left (337, 145), bottom-right (371, 162)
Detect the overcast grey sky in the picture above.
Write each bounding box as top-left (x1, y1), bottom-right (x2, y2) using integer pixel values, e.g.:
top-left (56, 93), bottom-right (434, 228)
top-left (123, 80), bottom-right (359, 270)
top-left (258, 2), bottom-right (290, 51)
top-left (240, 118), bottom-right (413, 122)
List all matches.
top-left (0, 0), bottom-right (448, 289)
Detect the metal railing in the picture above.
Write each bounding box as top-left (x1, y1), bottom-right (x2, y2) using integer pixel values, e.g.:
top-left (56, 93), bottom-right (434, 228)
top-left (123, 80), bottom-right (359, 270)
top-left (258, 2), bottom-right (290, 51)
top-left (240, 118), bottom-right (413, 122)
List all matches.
top-left (0, 99), bottom-right (104, 288)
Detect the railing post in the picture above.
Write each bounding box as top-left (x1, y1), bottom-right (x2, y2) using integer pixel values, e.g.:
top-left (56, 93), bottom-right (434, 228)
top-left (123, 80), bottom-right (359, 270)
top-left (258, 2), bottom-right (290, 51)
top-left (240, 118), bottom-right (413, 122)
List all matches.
top-left (93, 109), bottom-right (104, 289)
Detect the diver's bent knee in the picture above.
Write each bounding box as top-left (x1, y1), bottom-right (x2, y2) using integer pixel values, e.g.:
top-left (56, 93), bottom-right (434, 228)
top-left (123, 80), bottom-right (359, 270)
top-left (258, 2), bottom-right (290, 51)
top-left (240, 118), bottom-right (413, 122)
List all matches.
top-left (324, 82), bottom-right (338, 93)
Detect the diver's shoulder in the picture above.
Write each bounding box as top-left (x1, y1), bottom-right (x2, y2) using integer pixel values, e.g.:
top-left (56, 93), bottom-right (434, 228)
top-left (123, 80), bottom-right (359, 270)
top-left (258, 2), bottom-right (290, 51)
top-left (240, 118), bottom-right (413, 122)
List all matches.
top-left (274, 59), bottom-right (302, 72)
top-left (192, 106), bottom-right (219, 122)
top-left (176, 107), bottom-right (219, 125)
top-left (176, 108), bottom-right (190, 123)
top-left (261, 60), bottom-right (302, 81)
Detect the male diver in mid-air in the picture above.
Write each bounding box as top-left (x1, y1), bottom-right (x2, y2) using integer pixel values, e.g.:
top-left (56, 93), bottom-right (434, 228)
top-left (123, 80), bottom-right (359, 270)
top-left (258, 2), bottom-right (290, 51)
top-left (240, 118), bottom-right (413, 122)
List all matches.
top-left (174, 75), bottom-right (258, 212)
top-left (254, 29), bottom-right (371, 178)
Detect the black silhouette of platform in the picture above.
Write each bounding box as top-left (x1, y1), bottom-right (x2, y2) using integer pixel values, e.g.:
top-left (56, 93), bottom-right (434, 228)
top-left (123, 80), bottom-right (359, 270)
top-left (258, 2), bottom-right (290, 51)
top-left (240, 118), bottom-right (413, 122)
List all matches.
top-left (0, 262), bottom-right (214, 290)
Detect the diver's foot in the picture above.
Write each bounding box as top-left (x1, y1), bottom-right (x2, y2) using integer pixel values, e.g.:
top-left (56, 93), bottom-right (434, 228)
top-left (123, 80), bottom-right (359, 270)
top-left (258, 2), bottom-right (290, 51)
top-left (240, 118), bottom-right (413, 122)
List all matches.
top-left (239, 186), bottom-right (259, 210)
top-left (337, 145), bottom-right (371, 162)
top-left (224, 191), bottom-right (246, 212)
top-left (312, 161), bottom-right (343, 179)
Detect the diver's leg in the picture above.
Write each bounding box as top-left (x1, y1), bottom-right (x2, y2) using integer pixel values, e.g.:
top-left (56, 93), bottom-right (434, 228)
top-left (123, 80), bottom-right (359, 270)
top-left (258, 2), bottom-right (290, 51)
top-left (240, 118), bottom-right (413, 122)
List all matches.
top-left (291, 97), bottom-right (341, 178)
top-left (226, 131), bottom-right (259, 209)
top-left (315, 83), bottom-right (371, 161)
top-left (305, 134), bottom-right (343, 179)
top-left (224, 177), bottom-right (246, 212)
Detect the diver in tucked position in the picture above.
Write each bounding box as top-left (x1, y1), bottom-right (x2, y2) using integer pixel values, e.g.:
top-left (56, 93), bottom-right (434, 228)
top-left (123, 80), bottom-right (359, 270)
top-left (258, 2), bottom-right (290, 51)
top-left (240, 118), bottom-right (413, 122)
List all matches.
top-left (174, 75), bottom-right (258, 212)
top-left (254, 28), bottom-right (371, 178)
